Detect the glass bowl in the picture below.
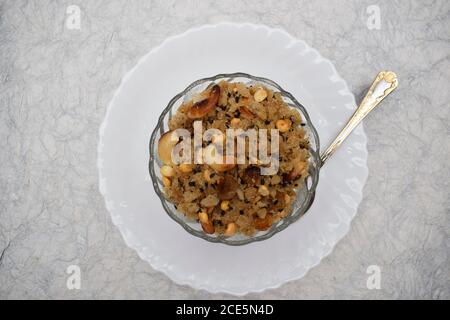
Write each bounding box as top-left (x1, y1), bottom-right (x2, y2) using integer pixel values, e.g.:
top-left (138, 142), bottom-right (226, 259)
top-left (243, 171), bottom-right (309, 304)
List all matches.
top-left (149, 73), bottom-right (320, 245)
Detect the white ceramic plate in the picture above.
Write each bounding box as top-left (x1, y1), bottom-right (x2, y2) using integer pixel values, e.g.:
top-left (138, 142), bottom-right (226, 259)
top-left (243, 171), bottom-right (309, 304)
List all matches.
top-left (98, 23), bottom-right (368, 295)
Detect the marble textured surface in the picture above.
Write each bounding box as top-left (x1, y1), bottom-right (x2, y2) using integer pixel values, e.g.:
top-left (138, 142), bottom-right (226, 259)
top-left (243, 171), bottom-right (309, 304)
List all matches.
top-left (0, 0), bottom-right (449, 299)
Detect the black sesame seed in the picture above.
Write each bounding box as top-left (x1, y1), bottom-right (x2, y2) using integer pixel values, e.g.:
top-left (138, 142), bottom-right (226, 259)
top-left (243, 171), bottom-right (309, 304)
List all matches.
top-left (210, 173), bottom-right (216, 178)
top-left (215, 220), bottom-right (223, 226)
top-left (199, 187), bottom-right (204, 192)
top-left (235, 96), bottom-right (240, 103)
top-left (188, 181), bottom-right (196, 187)
top-left (274, 200), bottom-right (279, 205)
top-left (265, 120), bottom-right (270, 125)
top-left (239, 210), bottom-right (244, 215)
top-left (301, 123), bottom-right (306, 126)
top-left (227, 92), bottom-right (231, 98)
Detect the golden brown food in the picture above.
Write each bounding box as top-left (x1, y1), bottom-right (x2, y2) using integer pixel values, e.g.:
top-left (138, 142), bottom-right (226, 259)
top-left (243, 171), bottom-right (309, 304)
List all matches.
top-left (186, 84), bottom-right (220, 119)
top-left (158, 130), bottom-right (178, 165)
top-left (157, 80), bottom-right (310, 236)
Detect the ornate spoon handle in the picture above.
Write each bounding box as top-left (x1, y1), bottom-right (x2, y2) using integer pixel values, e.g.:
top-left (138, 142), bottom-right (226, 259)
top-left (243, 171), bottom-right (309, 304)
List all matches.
top-left (320, 71), bottom-right (398, 166)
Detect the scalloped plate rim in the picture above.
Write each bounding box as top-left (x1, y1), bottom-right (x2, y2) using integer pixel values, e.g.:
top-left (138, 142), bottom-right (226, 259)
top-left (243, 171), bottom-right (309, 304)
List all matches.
top-left (97, 22), bottom-right (368, 296)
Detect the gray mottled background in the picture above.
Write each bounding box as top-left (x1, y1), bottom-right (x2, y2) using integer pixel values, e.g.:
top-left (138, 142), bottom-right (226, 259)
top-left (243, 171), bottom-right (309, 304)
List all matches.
top-left (0, 0), bottom-right (449, 299)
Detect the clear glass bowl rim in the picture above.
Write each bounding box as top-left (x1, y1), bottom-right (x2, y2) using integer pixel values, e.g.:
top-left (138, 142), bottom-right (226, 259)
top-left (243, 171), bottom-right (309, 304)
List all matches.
top-left (149, 72), bottom-right (321, 245)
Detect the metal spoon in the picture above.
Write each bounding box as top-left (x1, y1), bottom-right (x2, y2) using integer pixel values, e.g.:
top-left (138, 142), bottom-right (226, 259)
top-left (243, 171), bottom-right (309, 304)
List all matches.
top-left (304, 71), bottom-right (398, 212)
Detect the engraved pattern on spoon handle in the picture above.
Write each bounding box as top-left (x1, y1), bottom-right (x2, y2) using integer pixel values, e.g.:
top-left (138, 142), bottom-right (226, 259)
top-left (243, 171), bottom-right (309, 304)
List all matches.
top-left (320, 71), bottom-right (398, 166)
